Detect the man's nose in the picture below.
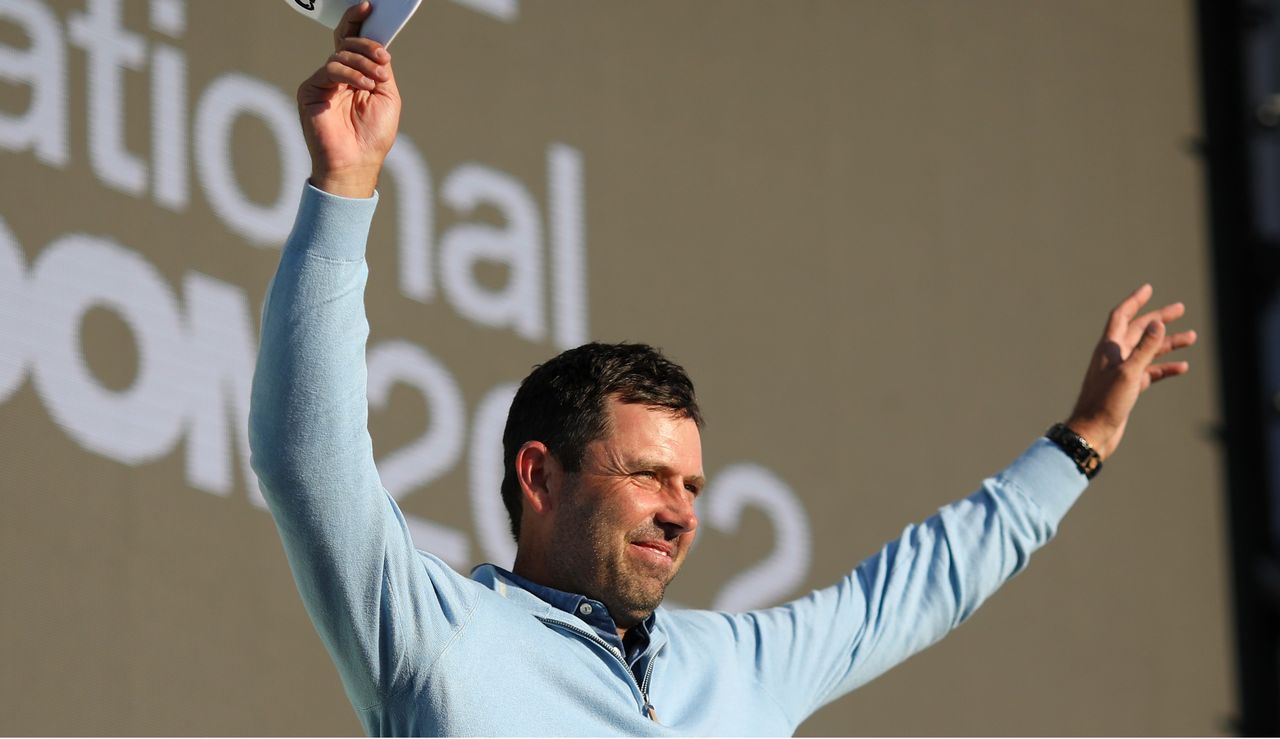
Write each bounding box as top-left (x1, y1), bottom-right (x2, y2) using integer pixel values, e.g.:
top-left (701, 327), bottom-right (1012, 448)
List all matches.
top-left (657, 482), bottom-right (698, 536)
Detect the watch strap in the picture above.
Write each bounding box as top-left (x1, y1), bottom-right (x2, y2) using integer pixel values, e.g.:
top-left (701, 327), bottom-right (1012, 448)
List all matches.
top-left (1045, 422), bottom-right (1102, 479)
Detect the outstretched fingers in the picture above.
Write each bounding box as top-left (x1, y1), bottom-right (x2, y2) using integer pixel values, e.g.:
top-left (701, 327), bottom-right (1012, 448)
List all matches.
top-left (1130, 320), bottom-right (1197, 388)
top-left (1135, 325), bottom-right (1196, 362)
top-left (1131, 317), bottom-right (1166, 362)
top-left (1106, 283), bottom-right (1153, 341)
top-left (1146, 360), bottom-right (1191, 388)
top-left (1160, 328), bottom-right (1198, 356)
top-left (1069, 285), bottom-right (1198, 459)
top-left (1126, 301), bottom-right (1186, 347)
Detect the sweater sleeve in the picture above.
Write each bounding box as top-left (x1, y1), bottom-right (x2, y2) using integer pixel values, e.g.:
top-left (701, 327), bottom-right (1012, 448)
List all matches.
top-left (735, 439), bottom-right (1088, 725)
top-left (249, 184), bottom-right (476, 713)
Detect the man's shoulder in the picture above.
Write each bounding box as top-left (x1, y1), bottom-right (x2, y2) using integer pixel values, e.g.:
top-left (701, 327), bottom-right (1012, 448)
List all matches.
top-left (657, 605), bottom-right (756, 643)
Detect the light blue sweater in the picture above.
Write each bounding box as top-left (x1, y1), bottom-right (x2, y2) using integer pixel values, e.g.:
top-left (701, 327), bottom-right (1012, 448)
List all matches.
top-left (249, 184), bottom-right (1089, 736)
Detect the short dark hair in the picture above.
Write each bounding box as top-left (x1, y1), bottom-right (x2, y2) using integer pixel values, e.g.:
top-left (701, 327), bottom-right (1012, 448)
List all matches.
top-left (500, 342), bottom-right (704, 541)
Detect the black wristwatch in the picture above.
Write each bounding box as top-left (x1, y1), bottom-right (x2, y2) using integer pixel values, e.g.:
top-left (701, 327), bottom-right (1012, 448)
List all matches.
top-left (1045, 423), bottom-right (1102, 479)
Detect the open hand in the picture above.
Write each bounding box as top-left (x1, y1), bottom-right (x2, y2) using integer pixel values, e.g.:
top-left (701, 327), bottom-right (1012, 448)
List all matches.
top-left (1065, 284), bottom-right (1198, 461)
top-left (296, 2), bottom-right (402, 198)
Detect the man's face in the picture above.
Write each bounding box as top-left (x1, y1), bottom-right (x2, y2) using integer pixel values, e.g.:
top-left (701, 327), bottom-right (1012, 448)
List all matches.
top-left (545, 398), bottom-right (703, 628)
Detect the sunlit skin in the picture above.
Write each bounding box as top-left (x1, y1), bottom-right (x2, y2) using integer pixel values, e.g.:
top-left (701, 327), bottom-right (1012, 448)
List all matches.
top-left (512, 398), bottom-right (704, 637)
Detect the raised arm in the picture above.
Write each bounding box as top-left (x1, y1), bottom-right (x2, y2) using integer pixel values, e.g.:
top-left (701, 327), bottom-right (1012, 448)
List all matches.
top-left (714, 286), bottom-right (1198, 725)
top-left (249, 5), bottom-right (475, 718)
top-left (297, 2), bottom-right (401, 198)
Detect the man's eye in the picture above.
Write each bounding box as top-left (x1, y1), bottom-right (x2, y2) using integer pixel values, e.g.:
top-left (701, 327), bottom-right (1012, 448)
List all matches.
top-left (684, 483), bottom-right (700, 496)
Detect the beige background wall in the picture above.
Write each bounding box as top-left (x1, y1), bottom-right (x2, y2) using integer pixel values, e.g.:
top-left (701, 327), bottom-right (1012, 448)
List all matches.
top-left (0, 0), bottom-right (1231, 734)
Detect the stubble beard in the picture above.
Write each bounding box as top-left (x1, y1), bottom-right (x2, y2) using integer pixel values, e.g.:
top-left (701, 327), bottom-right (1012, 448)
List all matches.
top-left (549, 492), bottom-right (672, 626)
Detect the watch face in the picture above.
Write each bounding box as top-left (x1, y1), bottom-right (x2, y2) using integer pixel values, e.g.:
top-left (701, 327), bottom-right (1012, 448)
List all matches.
top-left (1048, 424), bottom-right (1100, 478)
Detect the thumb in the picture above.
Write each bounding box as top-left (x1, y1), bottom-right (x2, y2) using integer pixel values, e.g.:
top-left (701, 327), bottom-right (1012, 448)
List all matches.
top-left (1132, 319), bottom-right (1165, 363)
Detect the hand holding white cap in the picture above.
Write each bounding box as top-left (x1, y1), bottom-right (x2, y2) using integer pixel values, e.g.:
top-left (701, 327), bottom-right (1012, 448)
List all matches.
top-left (296, 2), bottom-right (403, 198)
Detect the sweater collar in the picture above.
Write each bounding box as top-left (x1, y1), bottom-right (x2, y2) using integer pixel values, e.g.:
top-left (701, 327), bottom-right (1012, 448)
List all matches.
top-left (470, 563), bottom-right (666, 659)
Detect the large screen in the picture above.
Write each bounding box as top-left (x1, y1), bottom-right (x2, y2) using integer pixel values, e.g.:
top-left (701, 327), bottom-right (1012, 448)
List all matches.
top-left (0, 1), bottom-right (1230, 734)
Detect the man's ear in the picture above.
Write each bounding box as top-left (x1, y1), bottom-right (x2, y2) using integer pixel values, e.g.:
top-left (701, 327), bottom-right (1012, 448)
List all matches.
top-left (515, 441), bottom-right (560, 515)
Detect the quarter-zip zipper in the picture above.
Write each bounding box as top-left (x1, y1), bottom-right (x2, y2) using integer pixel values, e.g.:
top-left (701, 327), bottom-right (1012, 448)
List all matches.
top-left (538, 616), bottom-right (660, 722)
top-left (639, 646), bottom-right (660, 722)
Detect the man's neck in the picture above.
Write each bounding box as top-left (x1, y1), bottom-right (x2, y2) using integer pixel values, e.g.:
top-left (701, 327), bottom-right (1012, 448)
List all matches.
top-left (506, 561), bottom-right (642, 640)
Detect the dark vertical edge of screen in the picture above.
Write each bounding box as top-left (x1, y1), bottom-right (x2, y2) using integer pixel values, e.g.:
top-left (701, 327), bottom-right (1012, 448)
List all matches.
top-left (1194, 0), bottom-right (1280, 734)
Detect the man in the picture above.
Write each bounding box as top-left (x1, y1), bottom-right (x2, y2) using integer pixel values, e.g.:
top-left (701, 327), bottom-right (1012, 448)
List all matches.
top-left (248, 5), bottom-right (1197, 735)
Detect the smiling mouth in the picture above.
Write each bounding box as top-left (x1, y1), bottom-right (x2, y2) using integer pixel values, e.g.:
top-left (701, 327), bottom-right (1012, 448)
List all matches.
top-left (631, 540), bottom-right (674, 559)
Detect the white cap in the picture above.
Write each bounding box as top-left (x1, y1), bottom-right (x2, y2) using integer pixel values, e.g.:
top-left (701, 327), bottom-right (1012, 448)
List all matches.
top-left (281, 0), bottom-right (423, 46)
